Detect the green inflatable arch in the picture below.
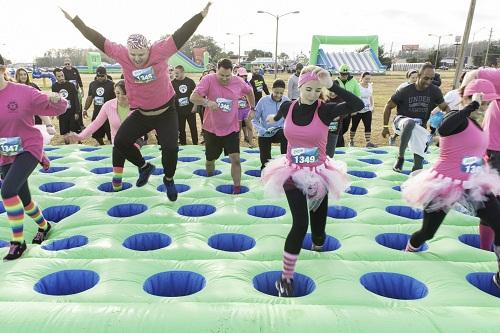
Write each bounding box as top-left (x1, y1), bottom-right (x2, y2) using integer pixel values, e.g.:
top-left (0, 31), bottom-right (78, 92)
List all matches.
top-left (309, 35), bottom-right (379, 65)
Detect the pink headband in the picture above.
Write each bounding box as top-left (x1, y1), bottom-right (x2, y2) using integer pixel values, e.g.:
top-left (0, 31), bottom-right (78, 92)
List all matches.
top-left (127, 34), bottom-right (150, 49)
top-left (298, 71), bottom-right (319, 87)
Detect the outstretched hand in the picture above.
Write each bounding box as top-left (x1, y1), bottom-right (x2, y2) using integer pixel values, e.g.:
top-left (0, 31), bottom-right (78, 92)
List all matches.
top-left (59, 7), bottom-right (74, 21)
top-left (201, 2), bottom-right (212, 17)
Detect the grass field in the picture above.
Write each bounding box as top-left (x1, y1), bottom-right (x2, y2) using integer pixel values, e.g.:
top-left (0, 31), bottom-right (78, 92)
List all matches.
top-left (32, 70), bottom-right (457, 147)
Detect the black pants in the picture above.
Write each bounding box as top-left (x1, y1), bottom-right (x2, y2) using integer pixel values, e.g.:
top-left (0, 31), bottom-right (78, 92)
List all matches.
top-left (410, 194), bottom-right (500, 248)
top-left (91, 108), bottom-right (111, 142)
top-left (326, 132), bottom-right (339, 158)
top-left (114, 107), bottom-right (179, 179)
top-left (0, 152), bottom-right (38, 206)
top-left (488, 150), bottom-right (500, 171)
top-left (284, 181), bottom-right (329, 255)
top-left (258, 130), bottom-right (287, 169)
top-left (350, 112), bottom-right (372, 133)
top-left (337, 114), bottom-right (351, 147)
top-left (178, 110), bottom-right (198, 145)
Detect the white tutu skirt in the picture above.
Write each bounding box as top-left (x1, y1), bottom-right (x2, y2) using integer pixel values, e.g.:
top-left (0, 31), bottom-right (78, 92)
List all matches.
top-left (261, 156), bottom-right (349, 211)
top-left (402, 167), bottom-right (500, 212)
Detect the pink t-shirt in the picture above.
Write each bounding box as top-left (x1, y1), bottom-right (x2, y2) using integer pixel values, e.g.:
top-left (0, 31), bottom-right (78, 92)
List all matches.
top-left (0, 82), bottom-right (68, 165)
top-left (77, 98), bottom-right (131, 144)
top-left (479, 69), bottom-right (500, 151)
top-left (104, 38), bottom-right (178, 111)
top-left (195, 74), bottom-right (252, 136)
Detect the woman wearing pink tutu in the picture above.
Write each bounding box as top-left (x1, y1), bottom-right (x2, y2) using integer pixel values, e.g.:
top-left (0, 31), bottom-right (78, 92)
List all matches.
top-left (402, 79), bottom-right (500, 287)
top-left (262, 66), bottom-right (364, 297)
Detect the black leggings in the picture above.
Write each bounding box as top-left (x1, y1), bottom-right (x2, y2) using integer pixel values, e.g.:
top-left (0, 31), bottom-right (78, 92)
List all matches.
top-left (0, 152), bottom-right (38, 206)
top-left (114, 107), bottom-right (179, 178)
top-left (284, 181), bottom-right (329, 255)
top-left (410, 194), bottom-right (500, 248)
top-left (258, 130), bottom-right (287, 169)
top-left (350, 112), bottom-right (372, 133)
top-left (178, 111), bottom-right (198, 145)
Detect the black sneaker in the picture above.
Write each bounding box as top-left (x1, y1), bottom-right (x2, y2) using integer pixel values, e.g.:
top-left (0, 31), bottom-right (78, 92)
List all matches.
top-left (32, 222), bottom-right (52, 245)
top-left (3, 241), bottom-right (27, 260)
top-left (311, 243), bottom-right (323, 252)
top-left (275, 277), bottom-right (294, 297)
top-left (136, 163), bottom-right (155, 187)
top-left (163, 177), bottom-right (178, 202)
top-left (393, 157), bottom-right (404, 173)
top-left (493, 272), bottom-right (500, 288)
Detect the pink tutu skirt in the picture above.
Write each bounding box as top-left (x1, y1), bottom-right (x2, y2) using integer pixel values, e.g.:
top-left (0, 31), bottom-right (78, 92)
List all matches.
top-left (261, 156), bottom-right (349, 211)
top-left (402, 167), bottom-right (500, 212)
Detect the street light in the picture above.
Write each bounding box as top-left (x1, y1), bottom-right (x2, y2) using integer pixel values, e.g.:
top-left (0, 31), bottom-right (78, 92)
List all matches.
top-left (226, 32), bottom-right (253, 65)
top-left (428, 33), bottom-right (453, 67)
top-left (257, 10), bottom-right (300, 79)
top-left (468, 26), bottom-right (486, 64)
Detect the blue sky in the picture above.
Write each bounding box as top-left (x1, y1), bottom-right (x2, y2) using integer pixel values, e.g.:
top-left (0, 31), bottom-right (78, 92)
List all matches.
top-left (1, 0), bottom-right (498, 62)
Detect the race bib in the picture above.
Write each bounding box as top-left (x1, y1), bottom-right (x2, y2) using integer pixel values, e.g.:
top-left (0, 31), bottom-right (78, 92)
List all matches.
top-left (257, 86), bottom-right (263, 93)
top-left (94, 96), bottom-right (104, 106)
top-left (291, 147), bottom-right (319, 165)
top-left (69, 80), bottom-right (77, 88)
top-left (178, 97), bottom-right (189, 107)
top-left (0, 137), bottom-right (23, 156)
top-left (461, 156), bottom-right (483, 174)
top-left (216, 98), bottom-right (233, 112)
top-left (238, 99), bottom-right (248, 109)
top-left (132, 66), bottom-right (156, 83)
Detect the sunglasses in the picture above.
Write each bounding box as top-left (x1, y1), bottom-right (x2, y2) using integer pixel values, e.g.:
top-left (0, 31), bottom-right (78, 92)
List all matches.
top-left (97, 74), bottom-right (106, 78)
top-left (64, 63), bottom-right (70, 65)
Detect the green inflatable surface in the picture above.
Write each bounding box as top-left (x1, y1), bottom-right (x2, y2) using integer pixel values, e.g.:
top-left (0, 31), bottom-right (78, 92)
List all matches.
top-left (0, 145), bottom-right (498, 333)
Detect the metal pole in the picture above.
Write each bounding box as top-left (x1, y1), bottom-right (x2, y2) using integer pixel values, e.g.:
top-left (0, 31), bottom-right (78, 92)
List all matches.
top-left (238, 35), bottom-right (241, 65)
top-left (484, 28), bottom-right (493, 66)
top-left (453, 0), bottom-right (476, 88)
top-left (274, 16), bottom-right (279, 79)
top-left (435, 36), bottom-right (441, 66)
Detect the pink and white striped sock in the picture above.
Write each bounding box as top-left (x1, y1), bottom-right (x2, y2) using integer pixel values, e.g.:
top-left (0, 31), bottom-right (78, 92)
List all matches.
top-left (281, 251), bottom-right (298, 280)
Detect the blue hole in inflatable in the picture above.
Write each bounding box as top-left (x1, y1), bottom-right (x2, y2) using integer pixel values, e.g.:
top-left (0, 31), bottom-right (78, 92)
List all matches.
top-left (157, 183), bottom-right (190, 194)
top-left (360, 272), bottom-right (428, 300)
top-left (39, 182), bottom-right (75, 193)
top-left (208, 233), bottom-right (256, 252)
top-left (375, 233), bottom-right (428, 252)
top-left (143, 156), bottom-right (154, 161)
top-left (0, 202), bottom-right (5, 214)
top-left (107, 204), bottom-right (147, 218)
top-left (0, 240), bottom-right (9, 247)
top-left (42, 235), bottom-right (88, 251)
top-left (253, 271), bottom-right (316, 297)
top-left (178, 156), bottom-right (201, 162)
top-left (406, 159), bottom-right (429, 165)
top-left (80, 147), bottom-right (100, 152)
top-left (302, 233), bottom-right (341, 252)
top-left (221, 157), bottom-right (246, 163)
top-left (358, 158), bottom-right (383, 165)
top-left (47, 155), bottom-right (63, 161)
top-left (152, 168), bottom-right (164, 176)
top-left (44, 147), bottom-right (59, 152)
top-left (90, 167), bottom-right (113, 174)
top-left (327, 205), bottom-right (357, 219)
top-left (98, 182), bottom-right (132, 192)
top-left (85, 156), bottom-right (108, 161)
top-left (245, 169), bottom-right (261, 177)
top-left (458, 234), bottom-right (493, 252)
top-left (178, 204), bottom-right (216, 217)
top-left (466, 272), bottom-right (500, 298)
top-left (392, 185), bottom-right (402, 192)
top-left (144, 271), bottom-right (206, 297)
top-left (386, 206), bottom-right (423, 219)
top-left (367, 149), bottom-right (388, 154)
top-left (335, 150), bottom-right (345, 154)
top-left (42, 205), bottom-right (80, 223)
top-left (345, 186), bottom-right (368, 195)
top-left (123, 232), bottom-right (171, 251)
top-left (215, 185), bottom-right (249, 194)
top-left (348, 170), bottom-right (377, 178)
top-left (34, 270), bottom-right (100, 296)
top-left (401, 170), bottom-right (412, 175)
top-left (193, 169), bottom-right (222, 177)
top-left (39, 166), bottom-right (68, 174)
top-left (244, 149), bottom-right (260, 154)
top-left (248, 205), bottom-right (286, 218)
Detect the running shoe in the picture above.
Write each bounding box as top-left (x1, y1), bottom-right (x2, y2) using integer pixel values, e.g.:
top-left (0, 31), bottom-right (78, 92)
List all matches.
top-left (32, 222), bottom-right (52, 244)
top-left (136, 163), bottom-right (155, 187)
top-left (393, 157), bottom-right (404, 173)
top-left (163, 177), bottom-right (178, 202)
top-left (275, 277), bottom-right (294, 297)
top-left (3, 241), bottom-right (27, 260)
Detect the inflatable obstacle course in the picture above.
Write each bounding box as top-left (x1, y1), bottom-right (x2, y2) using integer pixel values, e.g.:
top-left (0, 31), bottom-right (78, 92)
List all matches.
top-left (0, 145), bottom-right (498, 333)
